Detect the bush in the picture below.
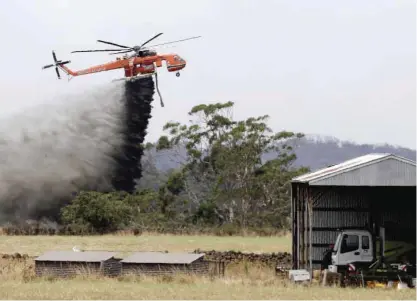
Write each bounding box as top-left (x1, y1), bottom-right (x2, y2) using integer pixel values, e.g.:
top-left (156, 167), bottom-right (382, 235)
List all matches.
top-left (60, 191), bottom-right (133, 233)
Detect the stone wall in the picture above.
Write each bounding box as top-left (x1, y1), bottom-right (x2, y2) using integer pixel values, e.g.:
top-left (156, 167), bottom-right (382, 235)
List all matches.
top-left (194, 249), bottom-right (292, 267)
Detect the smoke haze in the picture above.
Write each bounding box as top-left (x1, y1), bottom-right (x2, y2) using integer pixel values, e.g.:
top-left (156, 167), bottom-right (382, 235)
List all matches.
top-left (0, 82), bottom-right (129, 222)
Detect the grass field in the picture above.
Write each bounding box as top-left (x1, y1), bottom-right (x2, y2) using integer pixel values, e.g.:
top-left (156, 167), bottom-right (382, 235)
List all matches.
top-left (0, 233), bottom-right (415, 300)
top-left (0, 232), bottom-right (292, 256)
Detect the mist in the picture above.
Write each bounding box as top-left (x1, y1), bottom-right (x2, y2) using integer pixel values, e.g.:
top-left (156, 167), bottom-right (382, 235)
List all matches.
top-left (0, 82), bottom-right (130, 222)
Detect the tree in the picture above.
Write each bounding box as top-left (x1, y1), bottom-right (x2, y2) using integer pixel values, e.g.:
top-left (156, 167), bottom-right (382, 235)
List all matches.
top-left (156, 101), bottom-right (308, 229)
top-left (60, 191), bottom-right (133, 233)
top-left (251, 158), bottom-right (309, 228)
top-left (57, 102), bottom-right (310, 234)
top-left (157, 169), bottom-right (185, 215)
top-left (135, 142), bottom-right (169, 191)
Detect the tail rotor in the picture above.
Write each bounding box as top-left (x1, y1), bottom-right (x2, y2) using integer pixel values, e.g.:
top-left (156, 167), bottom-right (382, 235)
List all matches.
top-left (42, 51), bottom-right (71, 79)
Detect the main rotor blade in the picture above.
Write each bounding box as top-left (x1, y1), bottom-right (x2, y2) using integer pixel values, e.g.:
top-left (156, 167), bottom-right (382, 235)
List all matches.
top-left (140, 32), bottom-right (163, 48)
top-left (52, 51), bottom-right (57, 62)
top-left (71, 49), bottom-right (127, 53)
top-left (97, 39), bottom-right (131, 49)
top-left (58, 60), bottom-right (71, 65)
top-left (55, 67), bottom-right (61, 79)
top-left (42, 64), bottom-right (54, 69)
top-left (145, 35), bottom-right (201, 49)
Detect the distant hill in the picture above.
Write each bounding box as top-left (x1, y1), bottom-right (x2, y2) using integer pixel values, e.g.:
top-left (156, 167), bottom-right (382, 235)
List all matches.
top-left (272, 135), bottom-right (416, 171)
top-left (142, 134), bottom-right (416, 173)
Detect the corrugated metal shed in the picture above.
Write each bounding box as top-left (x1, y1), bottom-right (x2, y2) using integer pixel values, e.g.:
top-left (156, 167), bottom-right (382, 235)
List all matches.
top-left (293, 153), bottom-right (416, 186)
top-left (290, 153), bottom-right (416, 272)
top-left (121, 252), bottom-right (205, 264)
top-left (35, 251), bottom-right (117, 262)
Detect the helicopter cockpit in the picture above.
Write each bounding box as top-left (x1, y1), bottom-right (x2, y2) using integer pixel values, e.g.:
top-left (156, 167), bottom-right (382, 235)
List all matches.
top-left (166, 55), bottom-right (186, 68)
top-left (164, 54), bottom-right (186, 77)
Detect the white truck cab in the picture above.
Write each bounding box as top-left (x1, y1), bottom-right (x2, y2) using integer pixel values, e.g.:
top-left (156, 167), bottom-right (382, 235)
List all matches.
top-left (331, 229), bottom-right (374, 266)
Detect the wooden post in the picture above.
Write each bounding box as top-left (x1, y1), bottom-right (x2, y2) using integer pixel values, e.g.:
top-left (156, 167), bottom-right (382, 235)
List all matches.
top-left (321, 269), bottom-right (328, 286)
top-left (303, 187), bottom-right (308, 270)
top-left (296, 193), bottom-right (301, 269)
top-left (307, 189), bottom-right (313, 280)
top-left (304, 206), bottom-right (308, 269)
top-left (300, 192), bottom-right (305, 269)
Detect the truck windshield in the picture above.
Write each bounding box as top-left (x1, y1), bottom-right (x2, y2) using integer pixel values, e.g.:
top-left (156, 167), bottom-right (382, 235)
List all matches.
top-left (333, 233), bottom-right (342, 252)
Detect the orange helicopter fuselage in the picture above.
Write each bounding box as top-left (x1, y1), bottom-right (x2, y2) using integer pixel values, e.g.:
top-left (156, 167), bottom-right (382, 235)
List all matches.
top-left (59, 53), bottom-right (186, 78)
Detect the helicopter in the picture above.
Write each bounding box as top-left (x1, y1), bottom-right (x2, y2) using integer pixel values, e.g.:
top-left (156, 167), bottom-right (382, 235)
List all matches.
top-left (41, 33), bottom-right (201, 107)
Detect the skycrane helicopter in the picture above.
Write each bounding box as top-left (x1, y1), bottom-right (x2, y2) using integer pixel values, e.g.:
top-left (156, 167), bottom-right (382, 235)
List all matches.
top-left (41, 33), bottom-right (201, 107)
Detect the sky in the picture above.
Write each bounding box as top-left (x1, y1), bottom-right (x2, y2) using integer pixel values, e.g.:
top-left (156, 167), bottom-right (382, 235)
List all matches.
top-left (0, 0), bottom-right (415, 149)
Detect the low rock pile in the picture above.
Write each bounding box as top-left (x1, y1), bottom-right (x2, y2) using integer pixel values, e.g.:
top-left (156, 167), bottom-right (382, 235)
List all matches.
top-left (194, 249), bottom-right (291, 267)
top-left (1, 253), bottom-right (30, 260)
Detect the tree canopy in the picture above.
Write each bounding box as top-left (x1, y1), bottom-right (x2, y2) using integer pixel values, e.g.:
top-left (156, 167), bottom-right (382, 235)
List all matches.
top-left (59, 101), bottom-right (310, 235)
top-left (155, 101), bottom-right (309, 229)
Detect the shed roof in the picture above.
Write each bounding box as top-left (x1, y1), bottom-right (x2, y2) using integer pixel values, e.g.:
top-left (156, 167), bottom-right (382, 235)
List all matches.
top-left (120, 252), bottom-right (205, 264)
top-left (35, 251), bottom-right (117, 262)
top-left (292, 153), bottom-right (416, 186)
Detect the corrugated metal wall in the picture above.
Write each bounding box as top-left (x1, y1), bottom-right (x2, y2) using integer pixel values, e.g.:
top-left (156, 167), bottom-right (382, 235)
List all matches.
top-left (35, 261), bottom-right (102, 277)
top-left (120, 261), bottom-right (211, 276)
top-left (310, 158), bottom-right (416, 186)
top-left (34, 258), bottom-right (226, 278)
top-left (35, 258), bottom-right (123, 277)
top-left (292, 185), bottom-right (371, 270)
top-left (102, 258), bottom-right (123, 277)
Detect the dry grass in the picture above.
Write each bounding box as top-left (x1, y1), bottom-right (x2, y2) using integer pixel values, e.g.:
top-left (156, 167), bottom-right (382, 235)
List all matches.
top-left (0, 234), bottom-right (415, 299)
top-left (0, 257), bottom-right (415, 300)
top-left (0, 232), bottom-right (292, 256)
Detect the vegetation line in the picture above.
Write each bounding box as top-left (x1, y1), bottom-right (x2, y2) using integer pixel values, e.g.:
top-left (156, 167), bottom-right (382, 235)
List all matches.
top-left (2, 101), bottom-right (309, 235)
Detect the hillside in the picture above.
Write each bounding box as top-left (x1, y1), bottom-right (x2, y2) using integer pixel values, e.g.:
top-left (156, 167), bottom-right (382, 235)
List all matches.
top-left (277, 135), bottom-right (416, 170)
top-left (141, 135), bottom-right (416, 174)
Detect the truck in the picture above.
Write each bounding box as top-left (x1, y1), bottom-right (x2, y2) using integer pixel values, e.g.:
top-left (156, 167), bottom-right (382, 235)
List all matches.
top-left (329, 224), bottom-right (416, 287)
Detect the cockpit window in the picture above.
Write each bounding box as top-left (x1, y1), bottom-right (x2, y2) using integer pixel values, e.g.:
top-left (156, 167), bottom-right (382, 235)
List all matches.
top-left (174, 55), bottom-right (184, 62)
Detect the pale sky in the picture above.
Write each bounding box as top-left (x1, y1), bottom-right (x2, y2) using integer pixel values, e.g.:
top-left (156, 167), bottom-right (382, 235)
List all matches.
top-left (0, 0), bottom-right (415, 149)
